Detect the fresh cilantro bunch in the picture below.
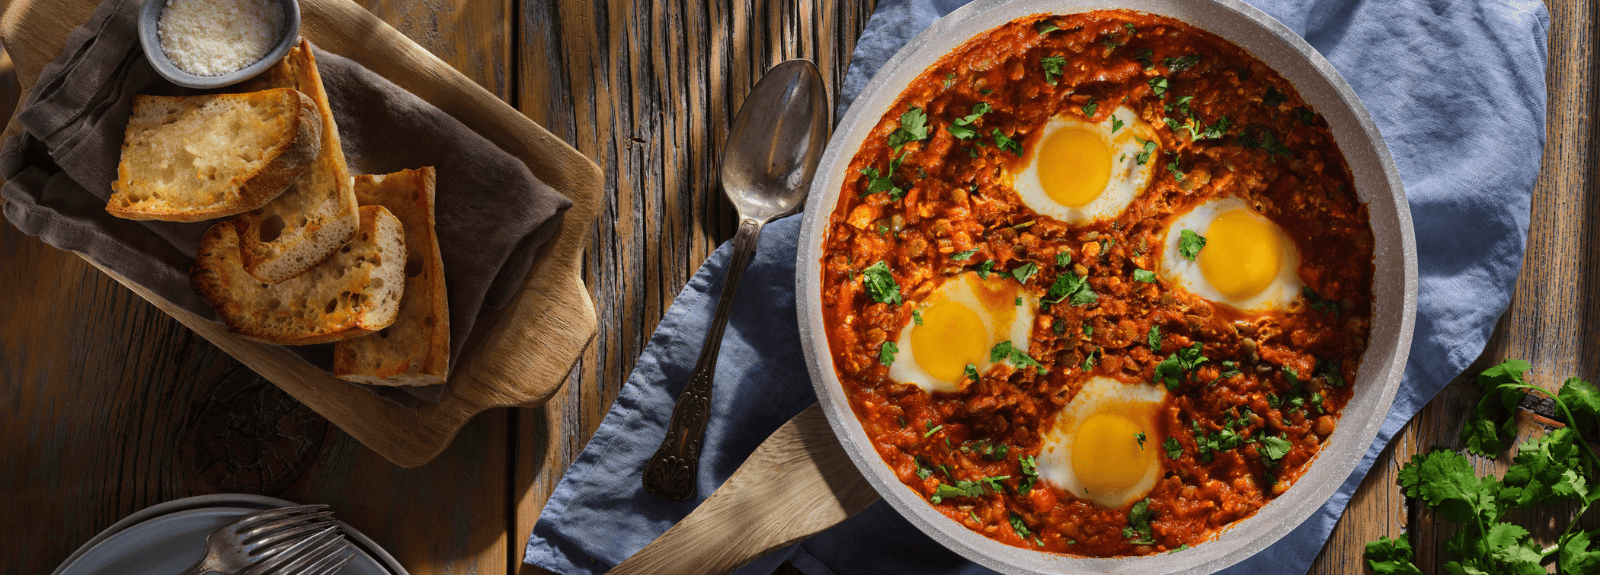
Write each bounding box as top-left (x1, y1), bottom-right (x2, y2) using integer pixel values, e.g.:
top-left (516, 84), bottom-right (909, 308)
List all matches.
top-left (1365, 360), bottom-right (1600, 574)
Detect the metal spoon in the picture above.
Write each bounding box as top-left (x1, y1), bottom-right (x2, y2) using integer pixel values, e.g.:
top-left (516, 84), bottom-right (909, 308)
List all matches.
top-left (642, 60), bottom-right (830, 502)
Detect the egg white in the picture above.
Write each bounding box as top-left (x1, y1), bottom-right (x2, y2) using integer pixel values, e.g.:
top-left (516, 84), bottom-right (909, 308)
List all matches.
top-left (1159, 196), bottom-right (1305, 312)
top-left (1037, 376), bottom-right (1169, 508)
top-left (888, 272), bottom-right (1038, 394)
top-left (1010, 106), bottom-right (1158, 225)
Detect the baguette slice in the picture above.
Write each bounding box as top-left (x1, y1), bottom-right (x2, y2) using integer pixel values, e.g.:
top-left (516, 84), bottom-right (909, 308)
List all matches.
top-left (334, 168), bottom-right (450, 386)
top-left (106, 89), bottom-right (321, 221)
top-left (231, 38), bottom-right (358, 284)
top-left (192, 205), bottom-right (407, 345)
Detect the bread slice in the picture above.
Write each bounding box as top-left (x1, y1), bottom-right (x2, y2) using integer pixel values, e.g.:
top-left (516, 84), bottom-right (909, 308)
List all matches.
top-left (106, 89), bottom-right (321, 221)
top-left (334, 168), bottom-right (450, 386)
top-left (192, 205), bottom-right (408, 345)
top-left (231, 38), bottom-right (358, 284)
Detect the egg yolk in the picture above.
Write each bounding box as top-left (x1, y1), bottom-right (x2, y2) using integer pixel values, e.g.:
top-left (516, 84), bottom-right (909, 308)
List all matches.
top-left (1037, 125), bottom-right (1113, 208)
top-left (1199, 209), bottom-right (1285, 300)
top-left (910, 298), bottom-right (987, 383)
top-left (1070, 411), bottom-right (1154, 496)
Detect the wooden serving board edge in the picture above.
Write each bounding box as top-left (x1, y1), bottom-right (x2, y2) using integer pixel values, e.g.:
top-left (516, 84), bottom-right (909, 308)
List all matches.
top-left (0, 0), bottom-right (603, 468)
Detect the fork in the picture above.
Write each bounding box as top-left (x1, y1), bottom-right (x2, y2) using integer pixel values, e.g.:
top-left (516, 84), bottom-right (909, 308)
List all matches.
top-left (240, 525), bottom-right (354, 575)
top-left (176, 504), bottom-right (339, 575)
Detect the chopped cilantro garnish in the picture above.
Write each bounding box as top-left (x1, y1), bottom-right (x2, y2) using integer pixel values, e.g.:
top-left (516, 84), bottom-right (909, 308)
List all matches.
top-left (1010, 513), bottom-right (1033, 538)
top-left (887, 107), bottom-right (929, 152)
top-left (990, 340), bottom-right (1043, 370)
top-left (1082, 98), bottom-right (1098, 118)
top-left (1295, 106), bottom-right (1316, 125)
top-left (947, 102), bottom-right (993, 140)
top-left (1147, 76), bottom-right (1168, 97)
top-left (1263, 86), bottom-right (1288, 108)
top-left (943, 73), bottom-right (956, 89)
top-left (1011, 263), bottom-right (1038, 284)
top-left (1040, 55), bottom-right (1067, 85)
top-left (923, 424), bottom-right (944, 438)
top-left (1056, 252), bottom-right (1071, 268)
top-left (1081, 347), bottom-right (1100, 370)
top-left (1123, 499), bottom-right (1156, 544)
top-left (1018, 455), bottom-right (1040, 494)
top-left (991, 129), bottom-right (1023, 155)
top-left (1045, 272), bottom-right (1097, 306)
top-left (1133, 136), bottom-right (1157, 165)
top-left (1133, 268), bottom-right (1158, 283)
top-left (1036, 20), bottom-right (1060, 34)
top-left (1164, 437), bottom-right (1183, 460)
top-left (1166, 158), bottom-right (1185, 182)
top-left (1259, 435), bottom-right (1293, 462)
top-left (862, 261), bottom-right (902, 305)
top-left (858, 152), bottom-right (907, 200)
top-left (1178, 230), bottom-right (1206, 260)
top-left (1147, 325), bottom-right (1162, 351)
top-left (1135, 432), bottom-right (1147, 449)
top-left (912, 309), bottom-right (924, 326)
top-left (1318, 359), bottom-right (1345, 387)
top-left (1199, 115), bottom-right (1232, 140)
top-left (950, 248), bottom-right (979, 261)
top-left (1134, 48), bottom-right (1154, 69)
top-left (1164, 54), bottom-right (1200, 72)
top-left (1052, 319), bottom-right (1065, 335)
top-left (1303, 286), bottom-right (1339, 314)
top-left (1170, 544), bottom-right (1192, 554)
top-left (929, 480), bottom-right (984, 504)
top-left (879, 342), bottom-right (898, 366)
top-left (1111, 115), bottom-right (1124, 133)
top-left (976, 260), bottom-right (995, 279)
top-left (964, 363), bottom-right (980, 384)
top-left (1154, 342), bottom-right (1207, 391)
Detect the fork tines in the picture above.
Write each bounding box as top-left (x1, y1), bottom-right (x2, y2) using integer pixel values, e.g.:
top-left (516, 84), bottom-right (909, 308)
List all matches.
top-left (242, 524), bottom-right (354, 575)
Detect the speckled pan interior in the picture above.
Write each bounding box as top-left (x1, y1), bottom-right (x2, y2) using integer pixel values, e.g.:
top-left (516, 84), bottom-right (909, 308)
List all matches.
top-left (794, 0), bottom-right (1417, 572)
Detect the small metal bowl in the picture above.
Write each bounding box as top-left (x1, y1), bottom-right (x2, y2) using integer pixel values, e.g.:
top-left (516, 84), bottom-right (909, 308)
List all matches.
top-left (137, 0), bottom-right (301, 90)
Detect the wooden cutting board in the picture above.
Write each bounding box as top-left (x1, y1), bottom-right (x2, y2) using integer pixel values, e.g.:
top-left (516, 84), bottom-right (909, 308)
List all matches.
top-left (0, 0), bottom-right (602, 468)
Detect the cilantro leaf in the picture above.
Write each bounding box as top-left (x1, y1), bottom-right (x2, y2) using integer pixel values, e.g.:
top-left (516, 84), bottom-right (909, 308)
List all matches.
top-left (1045, 271), bottom-right (1097, 306)
top-left (1263, 86), bottom-right (1288, 108)
top-left (1303, 286), bottom-right (1339, 314)
top-left (861, 261), bottom-right (902, 305)
top-left (1147, 76), bottom-right (1168, 97)
top-left (930, 480), bottom-right (984, 504)
top-left (1199, 115), bottom-right (1232, 140)
top-left (947, 102), bottom-right (993, 140)
top-left (1111, 115), bottom-right (1124, 133)
top-left (1135, 432), bottom-right (1147, 449)
top-left (1164, 54), bottom-right (1200, 72)
top-left (1132, 136), bottom-right (1157, 165)
top-left (1123, 499), bottom-right (1156, 544)
top-left (913, 309), bottom-right (924, 326)
top-left (858, 153), bottom-right (908, 200)
top-left (990, 340), bottom-right (1043, 370)
top-left (1134, 48), bottom-right (1154, 69)
top-left (878, 342), bottom-right (898, 366)
top-left (1559, 377), bottom-right (1600, 438)
top-left (1178, 229), bottom-right (1206, 260)
top-left (1036, 20), bottom-right (1059, 34)
top-left (1011, 262), bottom-right (1039, 284)
top-left (1018, 455), bottom-right (1039, 494)
top-left (950, 248), bottom-right (979, 261)
top-left (943, 73), bottom-right (956, 89)
top-left (887, 107), bottom-right (929, 152)
top-left (1460, 359), bottom-right (1531, 457)
top-left (1010, 512), bottom-right (1033, 539)
top-left (1259, 436), bottom-right (1293, 461)
top-left (1040, 55), bottom-right (1067, 85)
top-left (964, 363), bottom-right (980, 384)
top-left (1166, 158), bottom-right (1185, 182)
top-left (1398, 448), bottom-right (1497, 524)
top-left (1056, 252), bottom-right (1071, 268)
top-left (1155, 343), bottom-right (1206, 391)
top-left (1164, 437), bottom-right (1183, 460)
top-left (1147, 325), bottom-right (1162, 351)
top-left (1133, 268), bottom-right (1158, 283)
top-left (1317, 359), bottom-right (1346, 387)
top-left (1364, 534), bottom-right (1426, 575)
top-left (1082, 98), bottom-right (1098, 118)
top-left (976, 260), bottom-right (995, 279)
top-left (1561, 529), bottom-right (1600, 574)
top-left (991, 129), bottom-right (1023, 155)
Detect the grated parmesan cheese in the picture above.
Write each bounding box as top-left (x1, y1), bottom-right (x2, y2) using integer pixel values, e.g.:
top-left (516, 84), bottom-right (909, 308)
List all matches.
top-left (158, 0), bottom-right (285, 77)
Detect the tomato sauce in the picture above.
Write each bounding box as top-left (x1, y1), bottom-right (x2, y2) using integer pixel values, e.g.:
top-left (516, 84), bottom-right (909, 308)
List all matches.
top-left (820, 11), bottom-right (1373, 557)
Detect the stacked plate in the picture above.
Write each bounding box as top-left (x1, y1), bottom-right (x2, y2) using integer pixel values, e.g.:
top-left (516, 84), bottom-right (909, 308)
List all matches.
top-left (52, 494), bottom-right (408, 575)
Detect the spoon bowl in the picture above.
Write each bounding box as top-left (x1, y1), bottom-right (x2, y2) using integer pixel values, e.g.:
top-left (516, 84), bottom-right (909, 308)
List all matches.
top-left (642, 60), bottom-right (830, 501)
top-left (720, 60), bottom-right (831, 222)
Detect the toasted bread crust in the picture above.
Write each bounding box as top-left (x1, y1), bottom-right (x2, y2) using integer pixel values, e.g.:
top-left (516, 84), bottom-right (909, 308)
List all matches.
top-left (334, 168), bottom-right (450, 386)
top-left (192, 205), bottom-right (408, 345)
top-left (106, 89), bottom-right (321, 222)
top-left (232, 38), bottom-right (358, 284)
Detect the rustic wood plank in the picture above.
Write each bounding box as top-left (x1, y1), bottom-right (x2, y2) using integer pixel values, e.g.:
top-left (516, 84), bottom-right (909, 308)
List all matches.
top-left (0, 2), bottom-right (520, 574)
top-left (511, 1), bottom-right (875, 572)
top-left (1310, 0), bottom-right (1593, 571)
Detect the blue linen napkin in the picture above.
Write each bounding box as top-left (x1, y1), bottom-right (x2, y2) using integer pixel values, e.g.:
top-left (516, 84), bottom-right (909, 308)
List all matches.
top-left (525, 0), bottom-right (1548, 572)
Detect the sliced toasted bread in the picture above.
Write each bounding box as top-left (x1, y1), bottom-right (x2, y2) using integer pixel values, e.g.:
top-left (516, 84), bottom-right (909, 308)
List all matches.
top-left (231, 38), bottom-right (358, 284)
top-left (192, 205), bottom-right (407, 345)
top-left (106, 89), bottom-right (321, 221)
top-left (334, 168), bottom-right (449, 386)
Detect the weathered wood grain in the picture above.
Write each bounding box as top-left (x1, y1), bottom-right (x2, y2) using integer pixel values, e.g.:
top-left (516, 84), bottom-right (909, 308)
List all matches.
top-left (0, 2), bottom-right (518, 574)
top-left (512, 1), bottom-right (875, 572)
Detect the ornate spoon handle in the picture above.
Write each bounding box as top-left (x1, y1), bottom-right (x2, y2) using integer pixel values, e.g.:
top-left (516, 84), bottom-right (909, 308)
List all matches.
top-left (643, 218), bottom-right (765, 501)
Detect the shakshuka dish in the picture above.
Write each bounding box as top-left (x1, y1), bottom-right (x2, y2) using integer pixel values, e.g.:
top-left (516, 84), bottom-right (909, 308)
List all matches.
top-left (819, 11), bottom-right (1373, 557)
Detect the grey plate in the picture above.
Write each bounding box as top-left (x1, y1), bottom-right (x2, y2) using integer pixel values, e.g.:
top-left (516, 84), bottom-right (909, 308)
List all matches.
top-left (138, 0), bottom-right (301, 89)
top-left (794, 0), bottom-right (1418, 573)
top-left (51, 494), bottom-right (408, 575)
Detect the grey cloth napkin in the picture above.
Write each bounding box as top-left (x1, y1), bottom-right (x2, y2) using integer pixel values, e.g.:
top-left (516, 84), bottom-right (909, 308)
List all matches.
top-left (0, 0), bottom-right (570, 403)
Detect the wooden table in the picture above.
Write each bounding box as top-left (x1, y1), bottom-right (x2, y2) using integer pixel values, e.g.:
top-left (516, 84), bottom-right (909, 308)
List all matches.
top-left (0, 0), bottom-right (1588, 574)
